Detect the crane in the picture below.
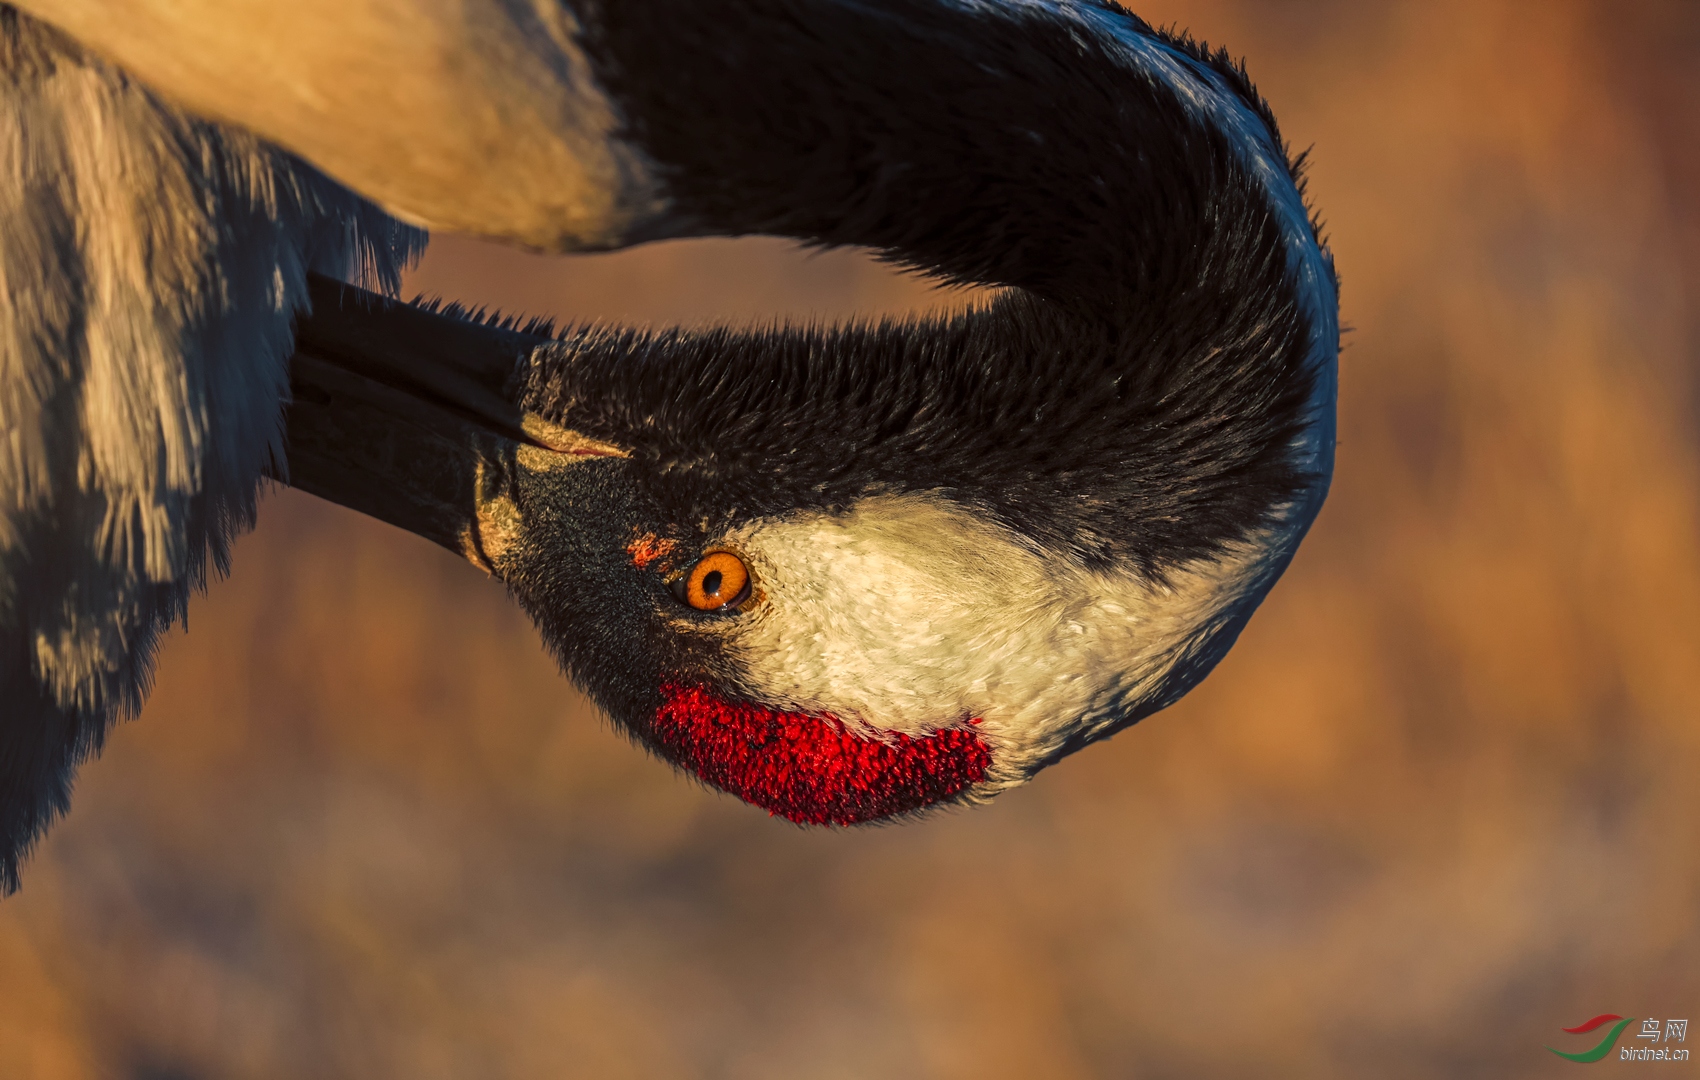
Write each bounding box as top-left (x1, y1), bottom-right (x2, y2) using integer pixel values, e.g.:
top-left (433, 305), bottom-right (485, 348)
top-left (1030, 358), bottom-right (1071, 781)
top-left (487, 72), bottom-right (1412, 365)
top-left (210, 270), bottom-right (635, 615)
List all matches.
top-left (0, 0), bottom-right (1338, 892)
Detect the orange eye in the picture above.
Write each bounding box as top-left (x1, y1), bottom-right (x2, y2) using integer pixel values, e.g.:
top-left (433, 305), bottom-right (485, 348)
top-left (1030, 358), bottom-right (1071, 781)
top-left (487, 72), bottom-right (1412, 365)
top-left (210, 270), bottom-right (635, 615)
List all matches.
top-left (681, 551), bottom-right (751, 611)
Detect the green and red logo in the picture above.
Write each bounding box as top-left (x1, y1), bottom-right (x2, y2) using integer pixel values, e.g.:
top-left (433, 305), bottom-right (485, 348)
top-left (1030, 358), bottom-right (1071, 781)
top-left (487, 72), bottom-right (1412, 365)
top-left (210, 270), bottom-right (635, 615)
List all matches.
top-left (1547, 1015), bottom-right (1635, 1063)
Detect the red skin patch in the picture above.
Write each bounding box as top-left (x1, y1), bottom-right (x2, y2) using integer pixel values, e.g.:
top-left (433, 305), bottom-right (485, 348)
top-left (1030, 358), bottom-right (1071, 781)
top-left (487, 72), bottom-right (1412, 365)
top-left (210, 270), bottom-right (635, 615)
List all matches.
top-left (652, 685), bottom-right (992, 825)
top-left (626, 532), bottom-right (678, 569)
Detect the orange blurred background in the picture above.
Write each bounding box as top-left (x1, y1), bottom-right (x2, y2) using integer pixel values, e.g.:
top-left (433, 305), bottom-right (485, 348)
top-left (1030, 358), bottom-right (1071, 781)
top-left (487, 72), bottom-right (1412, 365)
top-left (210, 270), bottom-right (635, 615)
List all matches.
top-left (5, 0), bottom-right (1700, 1075)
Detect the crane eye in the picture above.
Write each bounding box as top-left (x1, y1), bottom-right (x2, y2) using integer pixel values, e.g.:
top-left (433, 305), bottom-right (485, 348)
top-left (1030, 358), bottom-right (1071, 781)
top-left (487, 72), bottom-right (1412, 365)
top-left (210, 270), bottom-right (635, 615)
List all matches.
top-left (678, 551), bottom-right (751, 611)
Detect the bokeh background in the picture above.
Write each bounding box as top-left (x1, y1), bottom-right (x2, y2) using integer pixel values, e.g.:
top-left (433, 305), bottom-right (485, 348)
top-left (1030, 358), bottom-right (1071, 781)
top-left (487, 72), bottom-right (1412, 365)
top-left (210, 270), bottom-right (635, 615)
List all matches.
top-left (5, 0), bottom-right (1700, 1076)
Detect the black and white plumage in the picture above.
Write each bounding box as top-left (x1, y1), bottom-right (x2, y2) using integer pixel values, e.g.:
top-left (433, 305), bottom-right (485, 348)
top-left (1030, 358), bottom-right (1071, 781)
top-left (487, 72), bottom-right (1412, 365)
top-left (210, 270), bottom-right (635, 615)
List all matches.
top-left (0, 7), bottom-right (422, 892)
top-left (2, 0), bottom-right (1337, 890)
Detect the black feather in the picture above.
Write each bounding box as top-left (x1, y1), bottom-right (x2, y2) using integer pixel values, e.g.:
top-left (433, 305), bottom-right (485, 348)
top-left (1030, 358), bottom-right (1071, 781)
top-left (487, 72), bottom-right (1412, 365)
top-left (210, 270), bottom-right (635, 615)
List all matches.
top-left (525, 0), bottom-right (1336, 576)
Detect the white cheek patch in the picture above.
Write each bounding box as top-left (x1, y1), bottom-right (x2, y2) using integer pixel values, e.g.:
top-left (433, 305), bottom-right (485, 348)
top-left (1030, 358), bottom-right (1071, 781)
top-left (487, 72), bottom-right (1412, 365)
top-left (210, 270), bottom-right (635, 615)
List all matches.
top-left (720, 492), bottom-right (1281, 788)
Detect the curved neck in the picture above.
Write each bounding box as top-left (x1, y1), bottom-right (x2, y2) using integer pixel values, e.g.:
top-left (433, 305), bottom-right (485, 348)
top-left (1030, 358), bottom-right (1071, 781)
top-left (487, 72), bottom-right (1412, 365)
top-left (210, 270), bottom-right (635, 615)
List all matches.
top-left (528, 2), bottom-right (1339, 575)
top-left (587, 2), bottom-right (1325, 305)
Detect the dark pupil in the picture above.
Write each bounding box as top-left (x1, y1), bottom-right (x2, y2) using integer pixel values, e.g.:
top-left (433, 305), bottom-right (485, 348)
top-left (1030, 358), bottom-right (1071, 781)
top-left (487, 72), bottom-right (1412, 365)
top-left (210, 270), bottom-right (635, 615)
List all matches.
top-left (701, 570), bottom-right (723, 596)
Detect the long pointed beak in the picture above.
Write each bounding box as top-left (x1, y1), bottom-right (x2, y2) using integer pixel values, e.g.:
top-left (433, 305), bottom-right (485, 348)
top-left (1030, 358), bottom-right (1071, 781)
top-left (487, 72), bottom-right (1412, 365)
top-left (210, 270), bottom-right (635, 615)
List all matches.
top-left (281, 274), bottom-right (618, 563)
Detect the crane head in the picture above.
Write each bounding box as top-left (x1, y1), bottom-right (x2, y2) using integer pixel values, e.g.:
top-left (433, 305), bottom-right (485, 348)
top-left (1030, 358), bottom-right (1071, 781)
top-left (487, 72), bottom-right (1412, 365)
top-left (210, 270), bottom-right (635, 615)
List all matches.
top-left (287, 274), bottom-right (1329, 823)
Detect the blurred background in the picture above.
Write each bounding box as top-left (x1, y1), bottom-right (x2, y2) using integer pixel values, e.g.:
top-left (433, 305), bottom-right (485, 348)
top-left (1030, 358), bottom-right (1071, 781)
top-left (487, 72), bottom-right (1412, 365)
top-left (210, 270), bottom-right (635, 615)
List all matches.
top-left (5, 0), bottom-right (1700, 1076)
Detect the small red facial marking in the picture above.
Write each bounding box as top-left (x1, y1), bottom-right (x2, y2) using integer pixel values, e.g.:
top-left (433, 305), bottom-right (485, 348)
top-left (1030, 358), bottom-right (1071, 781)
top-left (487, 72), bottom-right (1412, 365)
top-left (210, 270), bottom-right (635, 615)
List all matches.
top-left (651, 685), bottom-right (992, 825)
top-left (627, 532), bottom-right (678, 569)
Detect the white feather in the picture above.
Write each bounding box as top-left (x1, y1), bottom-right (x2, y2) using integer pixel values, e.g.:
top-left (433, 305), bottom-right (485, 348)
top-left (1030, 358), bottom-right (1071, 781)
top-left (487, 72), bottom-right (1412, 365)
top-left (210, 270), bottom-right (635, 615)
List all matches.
top-left (718, 492), bottom-right (1278, 790)
top-left (0, 12), bottom-right (422, 718)
top-left (11, 0), bottom-right (667, 251)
